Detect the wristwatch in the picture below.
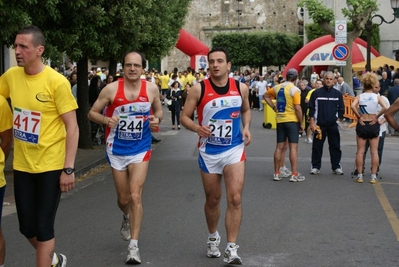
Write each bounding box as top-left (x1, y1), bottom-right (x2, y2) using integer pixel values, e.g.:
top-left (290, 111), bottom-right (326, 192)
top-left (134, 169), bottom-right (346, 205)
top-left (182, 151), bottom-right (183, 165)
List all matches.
top-left (63, 167), bottom-right (75, 175)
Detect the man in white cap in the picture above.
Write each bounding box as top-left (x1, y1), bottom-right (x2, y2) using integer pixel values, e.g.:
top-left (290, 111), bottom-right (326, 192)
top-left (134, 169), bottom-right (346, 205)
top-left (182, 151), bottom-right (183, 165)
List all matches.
top-left (96, 67), bottom-right (106, 81)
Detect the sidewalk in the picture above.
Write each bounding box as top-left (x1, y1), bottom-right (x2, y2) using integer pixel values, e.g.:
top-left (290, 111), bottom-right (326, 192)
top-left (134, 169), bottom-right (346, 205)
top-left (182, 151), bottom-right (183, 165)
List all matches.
top-left (3, 145), bottom-right (108, 209)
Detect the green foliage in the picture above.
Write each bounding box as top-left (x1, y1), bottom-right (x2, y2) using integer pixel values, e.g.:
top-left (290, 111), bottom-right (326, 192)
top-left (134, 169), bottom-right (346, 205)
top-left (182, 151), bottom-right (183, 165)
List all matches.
top-left (0, 0), bottom-right (191, 64)
top-left (0, 0), bottom-right (32, 45)
top-left (304, 23), bottom-right (329, 43)
top-left (299, 0), bottom-right (378, 25)
top-left (298, 0), bottom-right (334, 23)
top-left (299, 0), bottom-right (379, 89)
top-left (305, 22), bottom-right (380, 50)
top-left (341, 0), bottom-right (378, 19)
top-left (0, 0), bottom-right (191, 149)
top-left (211, 32), bottom-right (302, 67)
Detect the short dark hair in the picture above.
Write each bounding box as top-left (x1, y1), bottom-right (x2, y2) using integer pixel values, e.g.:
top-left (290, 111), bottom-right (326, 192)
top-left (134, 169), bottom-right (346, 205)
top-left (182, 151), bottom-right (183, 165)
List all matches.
top-left (171, 81), bottom-right (180, 88)
top-left (207, 47), bottom-right (231, 63)
top-left (17, 25), bottom-right (46, 47)
top-left (121, 50), bottom-right (147, 69)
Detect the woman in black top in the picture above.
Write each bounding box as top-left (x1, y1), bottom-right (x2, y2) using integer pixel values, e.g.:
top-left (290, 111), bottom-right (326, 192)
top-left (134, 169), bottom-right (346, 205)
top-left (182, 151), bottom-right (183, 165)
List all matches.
top-left (166, 81), bottom-right (182, 129)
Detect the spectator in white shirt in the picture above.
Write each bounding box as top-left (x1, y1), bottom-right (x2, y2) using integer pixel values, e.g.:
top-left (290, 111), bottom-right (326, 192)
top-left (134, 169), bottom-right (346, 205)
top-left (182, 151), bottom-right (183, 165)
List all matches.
top-left (256, 76), bottom-right (268, 111)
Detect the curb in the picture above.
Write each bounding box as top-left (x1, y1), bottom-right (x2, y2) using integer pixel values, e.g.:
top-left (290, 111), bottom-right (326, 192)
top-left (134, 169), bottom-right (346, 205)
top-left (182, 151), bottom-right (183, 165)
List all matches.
top-left (74, 157), bottom-right (108, 179)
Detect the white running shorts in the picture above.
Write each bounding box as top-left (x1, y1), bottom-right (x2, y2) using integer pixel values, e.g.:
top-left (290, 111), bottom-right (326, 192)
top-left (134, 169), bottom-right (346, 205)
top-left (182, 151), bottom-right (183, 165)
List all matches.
top-left (106, 150), bottom-right (151, 171)
top-left (198, 143), bottom-right (245, 174)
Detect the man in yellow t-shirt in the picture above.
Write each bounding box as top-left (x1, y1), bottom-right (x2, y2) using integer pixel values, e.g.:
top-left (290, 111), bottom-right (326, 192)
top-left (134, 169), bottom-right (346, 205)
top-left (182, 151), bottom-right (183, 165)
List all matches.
top-left (159, 70), bottom-right (170, 104)
top-left (0, 95), bottom-right (12, 267)
top-left (264, 68), bottom-right (304, 182)
top-left (178, 71), bottom-right (187, 90)
top-left (186, 67), bottom-right (194, 84)
top-left (0, 25), bottom-right (79, 267)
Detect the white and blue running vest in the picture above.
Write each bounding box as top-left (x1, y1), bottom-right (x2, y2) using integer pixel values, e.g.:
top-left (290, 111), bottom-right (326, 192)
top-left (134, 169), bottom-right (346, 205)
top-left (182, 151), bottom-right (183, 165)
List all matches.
top-left (104, 79), bottom-right (152, 156)
top-left (197, 78), bottom-right (244, 155)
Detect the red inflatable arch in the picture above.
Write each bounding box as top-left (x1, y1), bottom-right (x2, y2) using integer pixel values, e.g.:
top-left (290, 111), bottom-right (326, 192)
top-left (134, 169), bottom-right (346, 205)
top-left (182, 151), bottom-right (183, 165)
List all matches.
top-left (175, 29), bottom-right (210, 70)
top-left (282, 35), bottom-right (380, 76)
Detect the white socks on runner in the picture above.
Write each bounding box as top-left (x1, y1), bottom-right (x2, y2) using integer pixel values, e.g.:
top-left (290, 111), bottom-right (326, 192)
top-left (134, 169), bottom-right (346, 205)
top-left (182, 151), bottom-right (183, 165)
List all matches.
top-left (129, 239), bottom-right (138, 247)
top-left (208, 231), bottom-right (219, 239)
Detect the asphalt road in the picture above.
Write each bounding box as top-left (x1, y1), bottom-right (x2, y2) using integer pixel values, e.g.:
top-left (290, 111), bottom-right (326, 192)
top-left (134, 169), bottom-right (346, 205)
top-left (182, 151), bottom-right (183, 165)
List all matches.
top-left (3, 106), bottom-right (399, 267)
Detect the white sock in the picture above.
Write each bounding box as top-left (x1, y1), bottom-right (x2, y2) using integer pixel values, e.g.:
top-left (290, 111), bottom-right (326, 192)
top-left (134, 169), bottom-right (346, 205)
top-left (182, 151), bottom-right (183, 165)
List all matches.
top-left (123, 214), bottom-right (129, 219)
top-left (129, 239), bottom-right (138, 247)
top-left (208, 231), bottom-right (219, 239)
top-left (226, 242), bottom-right (236, 249)
top-left (51, 253), bottom-right (58, 265)
top-left (0, 264), bottom-right (4, 267)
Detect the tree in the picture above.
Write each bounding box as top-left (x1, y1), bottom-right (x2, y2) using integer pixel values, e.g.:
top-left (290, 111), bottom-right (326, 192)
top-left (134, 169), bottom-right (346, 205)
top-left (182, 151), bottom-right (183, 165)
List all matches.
top-left (211, 31), bottom-right (302, 73)
top-left (304, 22), bottom-right (380, 51)
top-left (298, 0), bottom-right (379, 86)
top-left (0, 0), bottom-right (191, 149)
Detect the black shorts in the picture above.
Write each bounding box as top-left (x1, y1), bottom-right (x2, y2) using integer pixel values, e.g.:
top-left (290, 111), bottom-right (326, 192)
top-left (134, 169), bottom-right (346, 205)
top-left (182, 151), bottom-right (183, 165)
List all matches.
top-left (276, 122), bottom-right (299, 143)
top-left (14, 170), bottom-right (62, 242)
top-left (356, 121), bottom-right (380, 139)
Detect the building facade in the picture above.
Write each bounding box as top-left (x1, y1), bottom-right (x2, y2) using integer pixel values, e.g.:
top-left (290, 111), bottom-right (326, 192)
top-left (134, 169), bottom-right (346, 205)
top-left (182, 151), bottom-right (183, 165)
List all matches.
top-left (163, 0), bottom-right (399, 73)
top-left (161, 0), bottom-right (302, 72)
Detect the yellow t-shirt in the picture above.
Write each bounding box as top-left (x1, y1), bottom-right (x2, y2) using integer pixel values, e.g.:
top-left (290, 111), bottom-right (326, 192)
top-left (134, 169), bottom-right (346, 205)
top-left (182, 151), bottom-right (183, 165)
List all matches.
top-left (0, 66), bottom-right (78, 173)
top-left (186, 73), bottom-right (195, 85)
top-left (0, 96), bottom-right (12, 187)
top-left (266, 82), bottom-right (300, 123)
top-left (179, 76), bottom-right (186, 90)
top-left (305, 89), bottom-right (316, 116)
top-left (160, 75), bottom-right (170, 90)
top-left (306, 89), bottom-right (315, 102)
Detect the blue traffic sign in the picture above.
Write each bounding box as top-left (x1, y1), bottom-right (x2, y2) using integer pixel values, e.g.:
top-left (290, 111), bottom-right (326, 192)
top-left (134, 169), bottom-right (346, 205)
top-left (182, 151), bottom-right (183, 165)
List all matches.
top-left (332, 44), bottom-right (350, 61)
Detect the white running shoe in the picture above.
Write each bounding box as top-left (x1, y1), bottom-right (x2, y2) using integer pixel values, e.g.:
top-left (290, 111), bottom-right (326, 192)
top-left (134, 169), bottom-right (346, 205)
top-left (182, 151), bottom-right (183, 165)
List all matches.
top-left (333, 168), bottom-right (344, 175)
top-left (52, 253), bottom-right (67, 267)
top-left (223, 245), bottom-right (242, 265)
top-left (279, 166), bottom-right (292, 178)
top-left (120, 215), bottom-right (131, 241)
top-left (289, 173), bottom-right (305, 182)
top-left (273, 173), bottom-right (282, 181)
top-left (126, 245), bottom-right (141, 264)
top-left (356, 174), bottom-right (364, 183)
top-left (310, 168), bottom-right (320, 175)
top-left (370, 174), bottom-right (378, 184)
top-left (207, 235), bottom-right (221, 258)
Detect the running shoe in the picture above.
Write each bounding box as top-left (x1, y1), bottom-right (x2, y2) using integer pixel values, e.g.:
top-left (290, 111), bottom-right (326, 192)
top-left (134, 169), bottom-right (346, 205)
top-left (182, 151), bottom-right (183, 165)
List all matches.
top-left (223, 245), bottom-right (242, 265)
top-left (370, 174), bottom-right (378, 184)
top-left (289, 174), bottom-right (305, 182)
top-left (126, 245), bottom-right (141, 264)
top-left (120, 215), bottom-right (131, 241)
top-left (207, 235), bottom-right (221, 258)
top-left (279, 166), bottom-right (292, 178)
top-left (356, 174), bottom-right (363, 183)
top-left (273, 173), bottom-right (282, 181)
top-left (333, 168), bottom-right (344, 175)
top-left (310, 168), bottom-right (320, 175)
top-left (52, 253), bottom-right (67, 267)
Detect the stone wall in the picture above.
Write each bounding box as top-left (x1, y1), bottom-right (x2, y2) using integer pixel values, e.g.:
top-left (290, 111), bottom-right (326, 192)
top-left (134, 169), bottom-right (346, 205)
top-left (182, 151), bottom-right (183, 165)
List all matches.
top-left (162, 0), bottom-right (301, 72)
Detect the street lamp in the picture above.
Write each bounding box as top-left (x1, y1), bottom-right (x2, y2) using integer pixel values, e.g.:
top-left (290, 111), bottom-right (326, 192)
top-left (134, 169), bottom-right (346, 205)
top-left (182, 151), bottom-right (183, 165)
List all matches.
top-left (366, 0), bottom-right (399, 72)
